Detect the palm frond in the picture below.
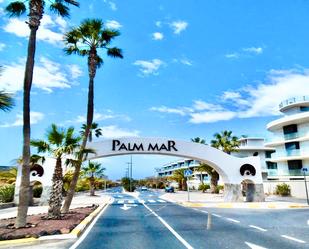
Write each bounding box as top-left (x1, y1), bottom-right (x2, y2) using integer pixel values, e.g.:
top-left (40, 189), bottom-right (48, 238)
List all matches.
top-left (0, 91), bottom-right (14, 112)
top-left (107, 47), bottom-right (123, 58)
top-left (47, 124), bottom-right (65, 146)
top-left (50, 1), bottom-right (70, 17)
top-left (30, 140), bottom-right (50, 153)
top-left (63, 0), bottom-right (80, 7)
top-left (5, 1), bottom-right (26, 17)
top-left (101, 29), bottom-right (120, 44)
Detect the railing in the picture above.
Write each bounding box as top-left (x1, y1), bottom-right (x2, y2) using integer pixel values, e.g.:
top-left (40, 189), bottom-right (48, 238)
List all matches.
top-left (266, 131), bottom-right (309, 143)
top-left (279, 96), bottom-right (309, 110)
top-left (267, 169), bottom-right (278, 176)
top-left (288, 170), bottom-right (303, 176)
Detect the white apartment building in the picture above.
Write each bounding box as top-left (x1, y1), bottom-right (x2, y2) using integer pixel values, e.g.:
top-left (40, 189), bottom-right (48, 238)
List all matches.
top-left (265, 96), bottom-right (309, 180)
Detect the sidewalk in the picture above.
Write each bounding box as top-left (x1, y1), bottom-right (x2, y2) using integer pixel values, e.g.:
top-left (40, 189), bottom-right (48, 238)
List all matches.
top-left (160, 191), bottom-right (309, 209)
top-left (0, 190), bottom-right (111, 220)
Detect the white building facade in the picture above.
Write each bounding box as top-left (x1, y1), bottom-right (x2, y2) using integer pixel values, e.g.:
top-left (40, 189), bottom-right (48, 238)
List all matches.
top-left (265, 96), bottom-right (309, 180)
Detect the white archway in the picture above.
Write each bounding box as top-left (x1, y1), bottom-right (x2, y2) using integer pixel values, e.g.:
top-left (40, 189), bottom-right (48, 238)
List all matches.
top-left (86, 137), bottom-right (265, 202)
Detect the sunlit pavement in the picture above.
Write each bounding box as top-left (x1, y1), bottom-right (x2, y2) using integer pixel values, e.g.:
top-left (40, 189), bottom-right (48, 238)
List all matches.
top-left (73, 188), bottom-right (309, 249)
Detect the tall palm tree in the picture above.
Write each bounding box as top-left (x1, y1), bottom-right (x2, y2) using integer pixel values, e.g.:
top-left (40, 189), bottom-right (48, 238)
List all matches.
top-left (80, 122), bottom-right (102, 142)
top-left (31, 124), bottom-right (80, 219)
top-left (5, 0), bottom-right (79, 227)
top-left (211, 130), bottom-right (240, 154)
top-left (62, 19), bottom-right (123, 213)
top-left (169, 169), bottom-right (187, 191)
top-left (82, 161), bottom-right (105, 196)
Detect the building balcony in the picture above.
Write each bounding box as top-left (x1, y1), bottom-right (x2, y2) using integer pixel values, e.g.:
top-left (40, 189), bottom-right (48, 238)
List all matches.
top-left (279, 96), bottom-right (309, 112)
top-left (267, 169), bottom-right (278, 176)
top-left (269, 149), bottom-right (309, 162)
top-left (265, 131), bottom-right (309, 146)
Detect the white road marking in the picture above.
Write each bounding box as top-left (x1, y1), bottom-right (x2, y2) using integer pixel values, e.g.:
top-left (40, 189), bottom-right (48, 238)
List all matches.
top-left (281, 235), bottom-right (306, 243)
top-left (226, 218), bottom-right (240, 223)
top-left (157, 199), bottom-right (166, 203)
top-left (212, 213), bottom-right (221, 217)
top-left (128, 200), bottom-right (135, 204)
top-left (69, 203), bottom-right (110, 249)
top-left (142, 202), bottom-right (194, 249)
top-left (201, 210), bottom-right (208, 214)
top-left (148, 200), bottom-right (156, 203)
top-left (138, 200), bottom-right (145, 203)
top-left (117, 200), bottom-right (124, 204)
top-left (307, 219), bottom-right (309, 225)
top-left (245, 241), bottom-right (268, 249)
top-left (117, 195), bottom-right (123, 198)
top-left (120, 204), bottom-right (131, 211)
top-left (249, 225), bottom-right (267, 232)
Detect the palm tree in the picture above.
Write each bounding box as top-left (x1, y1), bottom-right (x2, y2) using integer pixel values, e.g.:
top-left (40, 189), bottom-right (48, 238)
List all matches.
top-left (62, 19), bottom-right (123, 213)
top-left (31, 124), bottom-right (80, 219)
top-left (191, 137), bottom-right (206, 145)
top-left (80, 122), bottom-right (102, 142)
top-left (210, 130), bottom-right (240, 154)
top-left (5, 0), bottom-right (79, 227)
top-left (82, 161), bottom-right (105, 196)
top-left (197, 163), bottom-right (219, 193)
top-left (169, 169), bottom-right (187, 191)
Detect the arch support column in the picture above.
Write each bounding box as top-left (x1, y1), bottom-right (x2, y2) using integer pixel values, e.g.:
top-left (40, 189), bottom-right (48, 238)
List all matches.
top-left (224, 183), bottom-right (243, 202)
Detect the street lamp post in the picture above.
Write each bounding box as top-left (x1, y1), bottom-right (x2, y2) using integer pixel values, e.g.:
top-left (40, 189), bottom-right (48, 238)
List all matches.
top-left (303, 168), bottom-right (309, 205)
top-left (127, 155), bottom-right (133, 192)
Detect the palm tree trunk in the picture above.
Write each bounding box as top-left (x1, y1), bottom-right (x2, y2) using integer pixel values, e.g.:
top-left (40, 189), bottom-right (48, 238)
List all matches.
top-left (62, 52), bottom-right (96, 213)
top-left (210, 172), bottom-right (219, 194)
top-left (15, 27), bottom-right (38, 228)
top-left (47, 157), bottom-right (63, 219)
top-left (89, 176), bottom-right (95, 196)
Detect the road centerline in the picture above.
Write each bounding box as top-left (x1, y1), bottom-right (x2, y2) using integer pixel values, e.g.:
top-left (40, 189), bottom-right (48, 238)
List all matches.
top-left (281, 235), bottom-right (306, 243)
top-left (226, 218), bottom-right (240, 223)
top-left (142, 201), bottom-right (194, 249)
top-left (249, 225), bottom-right (267, 232)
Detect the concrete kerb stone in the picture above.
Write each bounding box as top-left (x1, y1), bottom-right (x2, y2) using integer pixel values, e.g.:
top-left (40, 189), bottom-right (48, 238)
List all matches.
top-left (0, 198), bottom-right (111, 247)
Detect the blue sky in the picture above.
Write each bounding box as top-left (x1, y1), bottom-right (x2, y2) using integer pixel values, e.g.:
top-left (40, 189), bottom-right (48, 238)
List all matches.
top-left (1, 0), bottom-right (309, 179)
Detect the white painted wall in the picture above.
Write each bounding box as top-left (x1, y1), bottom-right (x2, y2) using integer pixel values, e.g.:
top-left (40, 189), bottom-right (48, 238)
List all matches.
top-left (264, 180), bottom-right (309, 199)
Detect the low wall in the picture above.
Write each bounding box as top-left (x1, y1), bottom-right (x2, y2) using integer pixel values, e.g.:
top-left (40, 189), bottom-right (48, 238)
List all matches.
top-left (263, 180), bottom-right (309, 198)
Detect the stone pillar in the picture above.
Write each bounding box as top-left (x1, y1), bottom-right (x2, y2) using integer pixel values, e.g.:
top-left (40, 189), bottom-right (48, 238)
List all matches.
top-left (251, 183), bottom-right (265, 202)
top-left (224, 183), bottom-right (243, 202)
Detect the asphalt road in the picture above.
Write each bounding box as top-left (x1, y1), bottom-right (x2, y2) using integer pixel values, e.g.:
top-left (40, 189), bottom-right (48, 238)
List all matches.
top-left (73, 188), bottom-right (309, 249)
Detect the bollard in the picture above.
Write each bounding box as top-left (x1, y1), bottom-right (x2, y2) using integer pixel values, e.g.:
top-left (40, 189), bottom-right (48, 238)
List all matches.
top-left (207, 212), bottom-right (212, 230)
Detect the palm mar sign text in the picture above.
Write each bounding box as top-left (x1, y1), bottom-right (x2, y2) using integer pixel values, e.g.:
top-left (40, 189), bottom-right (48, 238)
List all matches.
top-left (112, 139), bottom-right (178, 152)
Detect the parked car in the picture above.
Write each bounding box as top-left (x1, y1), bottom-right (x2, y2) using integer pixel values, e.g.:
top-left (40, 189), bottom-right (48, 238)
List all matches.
top-left (141, 186), bottom-right (148, 191)
top-left (165, 186), bottom-right (174, 193)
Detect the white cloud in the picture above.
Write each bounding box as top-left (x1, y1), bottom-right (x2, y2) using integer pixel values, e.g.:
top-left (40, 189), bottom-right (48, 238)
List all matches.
top-left (0, 111), bottom-right (44, 128)
top-left (0, 57), bottom-right (81, 93)
top-left (104, 0), bottom-right (117, 11)
top-left (152, 32), bottom-right (164, 40)
top-left (133, 59), bottom-right (164, 76)
top-left (225, 53), bottom-right (239, 59)
top-left (68, 65), bottom-right (83, 79)
top-left (150, 106), bottom-right (188, 116)
top-left (243, 47), bottom-right (263, 54)
top-left (105, 20), bottom-right (122, 29)
top-left (170, 21), bottom-right (188, 34)
top-left (100, 125), bottom-right (139, 138)
top-left (155, 21), bottom-right (162, 28)
top-left (3, 15), bottom-right (66, 45)
top-left (150, 68), bottom-right (309, 123)
top-left (189, 111), bottom-right (236, 124)
top-left (69, 111), bottom-right (131, 124)
top-left (0, 43), bottom-right (5, 51)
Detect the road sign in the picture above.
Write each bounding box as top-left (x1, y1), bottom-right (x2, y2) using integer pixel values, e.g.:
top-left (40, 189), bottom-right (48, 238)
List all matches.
top-left (302, 167), bottom-right (308, 172)
top-left (184, 169), bottom-right (193, 177)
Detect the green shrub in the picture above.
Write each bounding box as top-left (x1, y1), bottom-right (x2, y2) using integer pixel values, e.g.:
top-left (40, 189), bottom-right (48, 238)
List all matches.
top-left (33, 186), bottom-right (43, 198)
top-left (75, 179), bottom-right (90, 192)
top-left (198, 184), bottom-right (210, 193)
top-left (216, 185), bottom-right (224, 193)
top-left (275, 183), bottom-right (291, 196)
top-left (0, 185), bottom-right (15, 203)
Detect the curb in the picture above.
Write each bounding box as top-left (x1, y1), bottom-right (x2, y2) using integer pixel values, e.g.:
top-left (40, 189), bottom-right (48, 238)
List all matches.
top-left (0, 201), bottom-right (110, 247)
top-left (178, 202), bottom-right (309, 209)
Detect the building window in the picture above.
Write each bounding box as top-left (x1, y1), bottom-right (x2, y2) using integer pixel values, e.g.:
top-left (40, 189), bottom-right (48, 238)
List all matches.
top-left (253, 152), bottom-right (259, 156)
top-left (285, 141), bottom-right (300, 150)
top-left (265, 151), bottom-right (273, 158)
top-left (283, 124), bottom-right (297, 134)
top-left (288, 160), bottom-right (303, 170)
top-left (266, 162), bottom-right (277, 169)
top-left (300, 106), bottom-right (309, 112)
